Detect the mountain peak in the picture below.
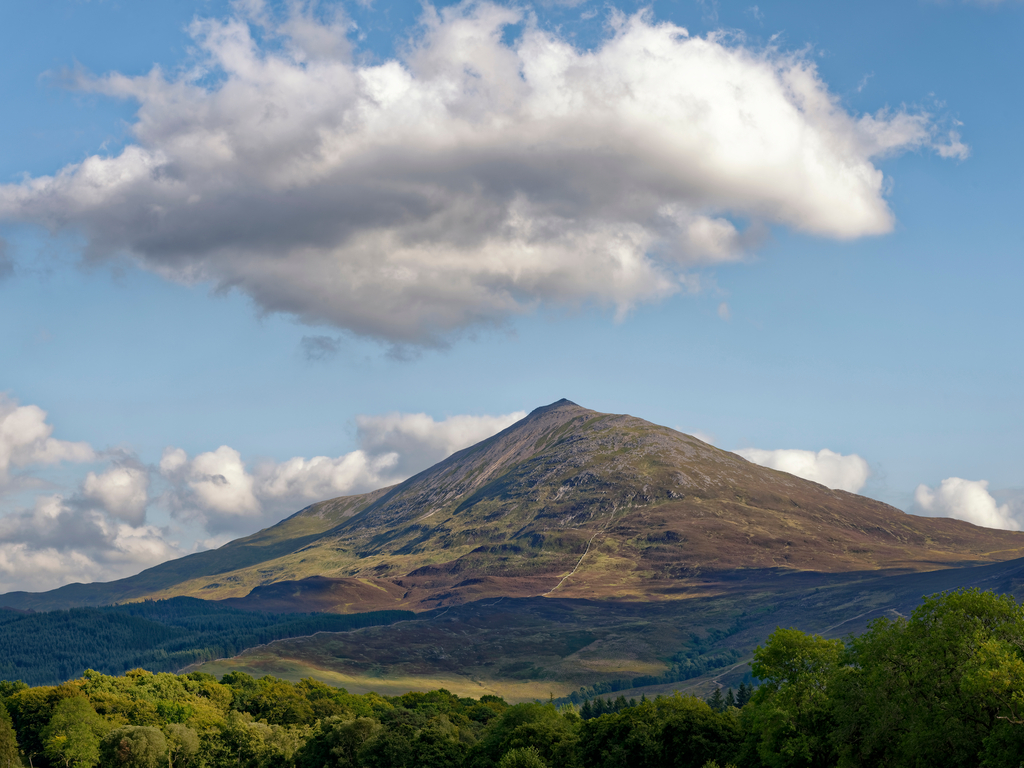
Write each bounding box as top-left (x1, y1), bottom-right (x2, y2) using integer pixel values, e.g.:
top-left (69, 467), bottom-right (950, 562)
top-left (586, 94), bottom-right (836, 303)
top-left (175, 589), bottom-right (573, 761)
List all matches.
top-left (526, 398), bottom-right (580, 416)
top-left (7, 402), bottom-right (1024, 613)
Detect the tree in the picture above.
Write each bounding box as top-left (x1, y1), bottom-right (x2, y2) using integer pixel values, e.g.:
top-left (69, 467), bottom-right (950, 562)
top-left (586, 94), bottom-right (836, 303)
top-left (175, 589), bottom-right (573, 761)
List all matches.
top-left (741, 628), bottom-right (843, 768)
top-left (296, 717), bottom-right (381, 768)
top-left (164, 724), bottom-right (199, 768)
top-left (735, 684), bottom-right (752, 708)
top-left (577, 700), bottom-right (661, 768)
top-left (498, 746), bottom-right (547, 768)
top-left (657, 695), bottom-right (741, 768)
top-left (0, 703), bottom-right (22, 768)
top-left (706, 689), bottom-right (725, 713)
top-left (41, 697), bottom-right (108, 768)
top-left (831, 588), bottom-right (1024, 768)
top-left (100, 726), bottom-right (167, 768)
top-left (466, 703), bottom-right (579, 768)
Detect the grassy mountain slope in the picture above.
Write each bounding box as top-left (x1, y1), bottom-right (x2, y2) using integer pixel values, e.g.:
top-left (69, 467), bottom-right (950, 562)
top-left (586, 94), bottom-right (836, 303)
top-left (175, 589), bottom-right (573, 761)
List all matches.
top-left (4, 399), bottom-right (1023, 613)
top-left (0, 487), bottom-right (391, 611)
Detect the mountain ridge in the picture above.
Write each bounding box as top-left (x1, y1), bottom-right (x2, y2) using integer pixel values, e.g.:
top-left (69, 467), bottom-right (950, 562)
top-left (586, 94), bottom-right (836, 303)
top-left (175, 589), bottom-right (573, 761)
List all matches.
top-left (3, 399), bottom-right (1023, 612)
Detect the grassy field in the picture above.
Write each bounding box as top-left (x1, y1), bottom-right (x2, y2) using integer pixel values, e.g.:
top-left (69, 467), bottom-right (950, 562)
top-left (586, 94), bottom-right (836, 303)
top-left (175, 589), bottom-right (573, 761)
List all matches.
top-left (197, 654), bottom-right (577, 702)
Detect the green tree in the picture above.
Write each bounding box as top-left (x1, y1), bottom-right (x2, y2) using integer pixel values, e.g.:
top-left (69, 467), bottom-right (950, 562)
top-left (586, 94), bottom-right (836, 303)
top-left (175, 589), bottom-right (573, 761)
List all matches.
top-left (41, 697), bottom-right (109, 768)
top-left (577, 700), bottom-right (661, 768)
top-left (735, 684), bottom-right (752, 708)
top-left (411, 724), bottom-right (467, 768)
top-left (100, 726), bottom-right (167, 768)
top-left (741, 628), bottom-right (843, 768)
top-left (657, 695), bottom-right (741, 768)
top-left (498, 746), bottom-right (547, 768)
top-left (0, 702), bottom-right (22, 768)
top-left (164, 724), bottom-right (200, 768)
top-left (831, 588), bottom-right (1024, 768)
top-left (296, 717), bottom-right (381, 768)
top-left (467, 703), bottom-right (578, 768)
top-left (706, 689), bottom-right (725, 713)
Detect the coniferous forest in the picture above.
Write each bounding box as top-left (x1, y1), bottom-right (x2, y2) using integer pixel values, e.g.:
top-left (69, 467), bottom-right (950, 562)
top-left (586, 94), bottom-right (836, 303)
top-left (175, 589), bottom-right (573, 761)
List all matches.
top-left (0, 588), bottom-right (1023, 767)
top-left (0, 598), bottom-right (412, 686)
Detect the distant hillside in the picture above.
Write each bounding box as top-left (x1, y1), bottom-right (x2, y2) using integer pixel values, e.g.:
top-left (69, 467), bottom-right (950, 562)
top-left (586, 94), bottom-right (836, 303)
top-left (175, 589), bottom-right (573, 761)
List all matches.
top-left (0, 596), bottom-right (411, 686)
top-left (4, 399), bottom-right (1024, 613)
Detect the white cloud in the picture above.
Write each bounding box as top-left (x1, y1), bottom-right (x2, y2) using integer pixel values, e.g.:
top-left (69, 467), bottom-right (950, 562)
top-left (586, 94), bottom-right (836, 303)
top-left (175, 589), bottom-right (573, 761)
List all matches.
top-left (0, 494), bottom-right (181, 593)
top-left (162, 409), bottom-right (525, 531)
top-left (735, 447), bottom-right (871, 492)
top-left (82, 464), bottom-right (150, 524)
top-left (353, 410), bottom-right (527, 480)
top-left (913, 477), bottom-right (1019, 531)
top-left (0, 3), bottom-right (965, 346)
top-left (0, 395), bottom-right (95, 487)
top-left (161, 446), bottom-right (261, 527)
top-left (256, 451), bottom-right (399, 504)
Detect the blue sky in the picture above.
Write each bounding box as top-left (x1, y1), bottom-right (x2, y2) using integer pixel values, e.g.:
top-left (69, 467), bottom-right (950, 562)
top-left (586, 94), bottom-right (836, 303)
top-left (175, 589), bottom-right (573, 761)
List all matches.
top-left (0, 0), bottom-right (1021, 592)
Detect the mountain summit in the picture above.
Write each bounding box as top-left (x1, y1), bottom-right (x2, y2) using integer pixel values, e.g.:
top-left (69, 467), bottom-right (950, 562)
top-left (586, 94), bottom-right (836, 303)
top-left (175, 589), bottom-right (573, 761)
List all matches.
top-left (4, 400), bottom-right (1023, 612)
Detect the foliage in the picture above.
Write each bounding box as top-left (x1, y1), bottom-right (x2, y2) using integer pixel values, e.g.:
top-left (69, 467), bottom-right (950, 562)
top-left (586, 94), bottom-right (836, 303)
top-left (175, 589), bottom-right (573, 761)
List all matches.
top-left (41, 697), bottom-right (109, 768)
top-left (0, 702), bottom-right (21, 768)
top-left (0, 588), bottom-right (1021, 768)
top-left (741, 628), bottom-right (843, 768)
top-left (99, 726), bottom-right (167, 768)
top-left (830, 588), bottom-right (1024, 768)
top-left (498, 746), bottom-right (547, 768)
top-left (0, 599), bottom-right (412, 687)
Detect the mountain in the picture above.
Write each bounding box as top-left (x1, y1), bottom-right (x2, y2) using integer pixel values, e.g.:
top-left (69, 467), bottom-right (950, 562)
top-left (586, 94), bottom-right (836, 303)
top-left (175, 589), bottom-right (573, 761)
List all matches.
top-left (4, 399), bottom-right (1023, 614)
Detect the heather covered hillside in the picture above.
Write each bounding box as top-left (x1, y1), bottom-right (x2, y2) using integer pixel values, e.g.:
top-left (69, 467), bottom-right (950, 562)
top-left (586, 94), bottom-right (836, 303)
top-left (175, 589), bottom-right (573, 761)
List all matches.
top-left (4, 401), bottom-right (1023, 615)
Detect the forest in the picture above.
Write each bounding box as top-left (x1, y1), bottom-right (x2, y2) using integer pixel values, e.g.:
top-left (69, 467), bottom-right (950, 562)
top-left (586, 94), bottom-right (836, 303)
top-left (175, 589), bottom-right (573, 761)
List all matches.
top-left (1, 588), bottom-right (1023, 768)
top-left (0, 598), bottom-right (412, 686)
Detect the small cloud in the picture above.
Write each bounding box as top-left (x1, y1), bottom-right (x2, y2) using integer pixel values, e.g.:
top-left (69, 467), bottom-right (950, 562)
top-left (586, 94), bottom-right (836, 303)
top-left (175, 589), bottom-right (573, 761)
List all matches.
top-left (300, 335), bottom-right (343, 361)
top-left (735, 447), bottom-right (871, 493)
top-left (747, 5), bottom-right (764, 20)
top-left (936, 130), bottom-right (970, 160)
top-left (717, 302), bottom-right (731, 321)
top-left (0, 395), bottom-right (95, 489)
top-left (698, 0), bottom-right (720, 23)
top-left (913, 477), bottom-right (1019, 531)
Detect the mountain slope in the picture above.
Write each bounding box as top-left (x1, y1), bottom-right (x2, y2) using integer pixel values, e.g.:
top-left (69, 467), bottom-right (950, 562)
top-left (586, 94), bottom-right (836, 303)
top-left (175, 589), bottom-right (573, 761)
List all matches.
top-left (3, 399), bottom-right (1023, 612)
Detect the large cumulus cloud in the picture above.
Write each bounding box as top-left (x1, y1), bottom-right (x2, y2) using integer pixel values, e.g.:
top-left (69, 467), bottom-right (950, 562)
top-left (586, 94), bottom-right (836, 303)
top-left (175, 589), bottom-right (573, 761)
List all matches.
top-left (913, 477), bottom-right (1020, 531)
top-left (0, 2), bottom-right (965, 346)
top-left (735, 447), bottom-right (871, 493)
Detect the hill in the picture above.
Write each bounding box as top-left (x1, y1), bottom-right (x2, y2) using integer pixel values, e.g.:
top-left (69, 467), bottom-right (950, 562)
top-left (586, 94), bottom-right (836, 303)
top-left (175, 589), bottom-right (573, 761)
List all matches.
top-left (3, 399), bottom-right (1024, 613)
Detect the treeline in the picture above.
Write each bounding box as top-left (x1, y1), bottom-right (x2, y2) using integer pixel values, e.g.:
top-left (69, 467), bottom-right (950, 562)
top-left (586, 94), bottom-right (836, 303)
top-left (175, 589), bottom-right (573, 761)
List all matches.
top-left (1, 588), bottom-right (1023, 767)
top-left (558, 648), bottom-right (742, 705)
top-left (0, 671), bottom-right (742, 768)
top-left (558, 614), bottom-right (749, 705)
top-left (0, 598), bottom-right (412, 686)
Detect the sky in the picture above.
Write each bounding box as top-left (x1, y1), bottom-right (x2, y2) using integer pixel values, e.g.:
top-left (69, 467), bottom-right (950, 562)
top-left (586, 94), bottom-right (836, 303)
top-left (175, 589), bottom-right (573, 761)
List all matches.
top-left (0, 0), bottom-right (1022, 593)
